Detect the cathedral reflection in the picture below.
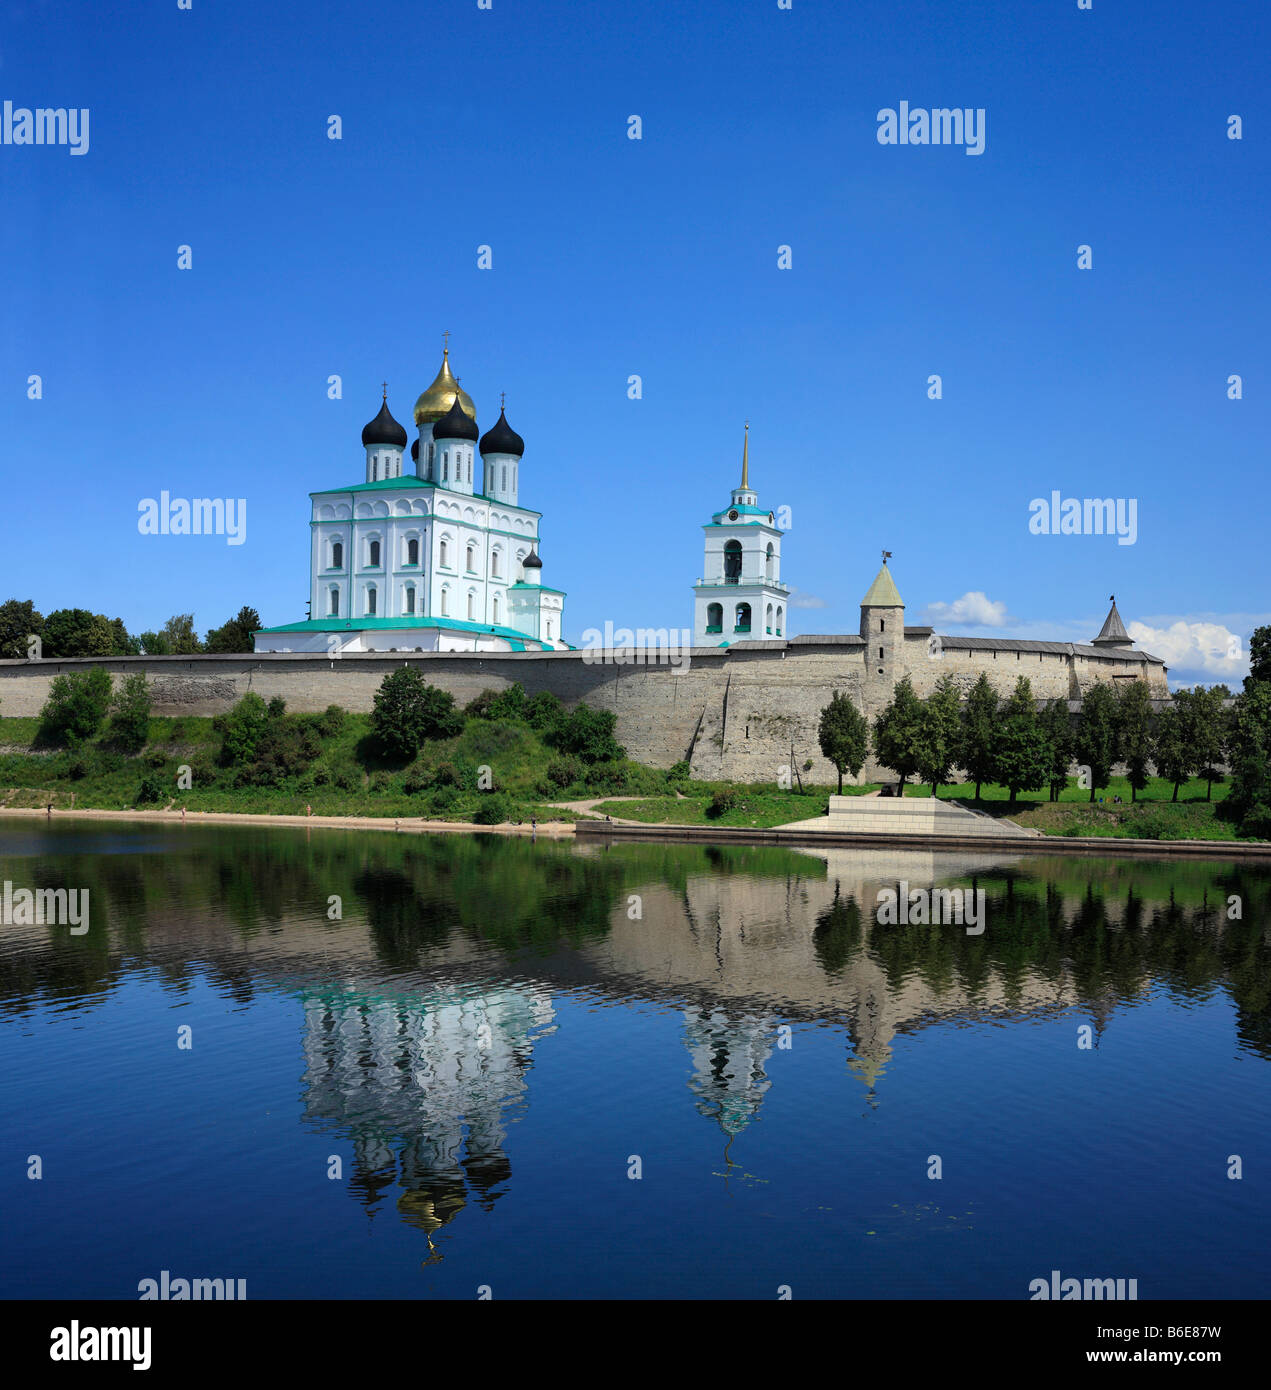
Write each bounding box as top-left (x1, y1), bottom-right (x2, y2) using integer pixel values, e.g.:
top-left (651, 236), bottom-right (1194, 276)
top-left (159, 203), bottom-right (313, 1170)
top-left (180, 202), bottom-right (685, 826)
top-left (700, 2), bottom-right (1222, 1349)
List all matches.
top-left (300, 985), bottom-right (556, 1252)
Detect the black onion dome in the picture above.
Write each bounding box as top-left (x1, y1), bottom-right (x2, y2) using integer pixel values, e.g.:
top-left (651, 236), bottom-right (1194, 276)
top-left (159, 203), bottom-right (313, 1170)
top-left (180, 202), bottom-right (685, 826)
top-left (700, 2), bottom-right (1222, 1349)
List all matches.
top-left (361, 394), bottom-right (408, 448)
top-left (410, 438), bottom-right (419, 462)
top-left (522, 549), bottom-right (543, 570)
top-left (479, 408), bottom-right (525, 457)
top-left (432, 394), bottom-right (479, 442)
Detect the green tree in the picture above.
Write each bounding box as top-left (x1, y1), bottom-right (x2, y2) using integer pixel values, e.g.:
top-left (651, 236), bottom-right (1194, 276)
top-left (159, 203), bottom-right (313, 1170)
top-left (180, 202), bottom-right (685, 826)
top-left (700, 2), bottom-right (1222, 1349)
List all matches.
top-left (161, 614), bottom-right (203, 655)
top-left (1191, 686), bottom-right (1229, 801)
top-left (371, 669), bottom-right (464, 761)
top-left (872, 675), bottom-right (925, 795)
top-left (817, 690), bottom-right (869, 794)
top-left (1039, 698), bottom-right (1073, 801)
top-left (1248, 625), bottom-right (1271, 686)
top-left (214, 692), bottom-right (270, 767)
top-left (107, 672), bottom-right (152, 754)
top-left (1075, 682), bottom-right (1120, 803)
top-left (43, 608), bottom-right (115, 657)
top-left (993, 676), bottom-right (1050, 806)
top-left (958, 672), bottom-right (999, 801)
top-left (917, 676), bottom-right (962, 799)
top-left (204, 606), bottom-right (262, 653)
top-left (1152, 697), bottom-right (1193, 802)
top-left (38, 667), bottom-right (114, 745)
top-left (0, 599), bottom-right (43, 660)
top-left (1116, 679), bottom-right (1155, 803)
top-left (1227, 681), bottom-right (1271, 833)
top-left (137, 630), bottom-right (170, 655)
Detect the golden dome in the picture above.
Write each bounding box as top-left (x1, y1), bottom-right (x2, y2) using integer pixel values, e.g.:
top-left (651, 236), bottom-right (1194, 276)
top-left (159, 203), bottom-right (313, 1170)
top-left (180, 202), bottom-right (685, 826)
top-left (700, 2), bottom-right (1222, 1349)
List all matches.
top-left (413, 348), bottom-right (476, 427)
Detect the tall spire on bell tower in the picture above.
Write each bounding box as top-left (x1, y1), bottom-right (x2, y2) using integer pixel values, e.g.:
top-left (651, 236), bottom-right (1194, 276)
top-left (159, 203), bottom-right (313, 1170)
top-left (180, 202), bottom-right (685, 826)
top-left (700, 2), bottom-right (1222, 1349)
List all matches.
top-left (732, 421), bottom-right (757, 508)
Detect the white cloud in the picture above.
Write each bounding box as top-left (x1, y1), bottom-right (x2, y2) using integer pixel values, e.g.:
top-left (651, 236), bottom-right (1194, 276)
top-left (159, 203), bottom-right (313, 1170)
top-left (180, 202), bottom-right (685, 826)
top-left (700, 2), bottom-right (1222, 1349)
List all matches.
top-left (1127, 620), bottom-right (1247, 680)
top-left (787, 589), bottom-right (827, 610)
top-left (923, 591), bottom-right (1012, 628)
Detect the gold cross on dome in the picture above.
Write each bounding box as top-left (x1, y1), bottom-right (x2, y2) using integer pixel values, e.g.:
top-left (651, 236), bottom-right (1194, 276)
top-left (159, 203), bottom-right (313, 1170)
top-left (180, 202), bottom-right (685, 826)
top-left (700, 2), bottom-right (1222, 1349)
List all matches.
top-left (442, 329), bottom-right (451, 354)
top-left (381, 381), bottom-right (387, 401)
top-left (501, 391), bottom-right (506, 410)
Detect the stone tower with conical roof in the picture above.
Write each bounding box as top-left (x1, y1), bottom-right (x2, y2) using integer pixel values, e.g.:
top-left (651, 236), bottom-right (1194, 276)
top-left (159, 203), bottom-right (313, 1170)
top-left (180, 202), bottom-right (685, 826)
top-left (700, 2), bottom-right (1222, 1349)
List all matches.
top-left (860, 553), bottom-right (905, 700)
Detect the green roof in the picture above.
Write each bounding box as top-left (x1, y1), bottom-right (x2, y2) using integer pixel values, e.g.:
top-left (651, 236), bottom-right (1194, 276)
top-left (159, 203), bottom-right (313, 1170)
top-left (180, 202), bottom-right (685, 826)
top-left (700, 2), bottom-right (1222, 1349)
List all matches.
top-left (507, 583), bottom-right (567, 595)
top-left (253, 615), bottom-right (563, 650)
top-left (861, 563), bottom-right (904, 607)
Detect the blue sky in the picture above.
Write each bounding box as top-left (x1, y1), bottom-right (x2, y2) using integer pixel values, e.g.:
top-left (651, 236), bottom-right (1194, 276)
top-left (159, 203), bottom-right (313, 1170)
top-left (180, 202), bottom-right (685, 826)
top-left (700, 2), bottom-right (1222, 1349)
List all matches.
top-left (1, 0), bottom-right (1266, 685)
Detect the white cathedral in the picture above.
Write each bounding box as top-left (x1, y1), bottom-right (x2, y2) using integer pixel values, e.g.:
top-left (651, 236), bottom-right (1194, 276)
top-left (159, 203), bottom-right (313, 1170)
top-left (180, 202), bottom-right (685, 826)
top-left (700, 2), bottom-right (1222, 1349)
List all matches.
top-left (254, 344), bottom-right (569, 653)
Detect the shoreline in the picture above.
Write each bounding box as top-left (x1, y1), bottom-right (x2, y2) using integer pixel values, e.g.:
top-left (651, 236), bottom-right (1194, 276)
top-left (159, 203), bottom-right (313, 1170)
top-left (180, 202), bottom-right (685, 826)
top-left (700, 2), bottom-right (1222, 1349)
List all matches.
top-left (0, 806), bottom-right (578, 838)
top-left (0, 803), bottom-right (1265, 858)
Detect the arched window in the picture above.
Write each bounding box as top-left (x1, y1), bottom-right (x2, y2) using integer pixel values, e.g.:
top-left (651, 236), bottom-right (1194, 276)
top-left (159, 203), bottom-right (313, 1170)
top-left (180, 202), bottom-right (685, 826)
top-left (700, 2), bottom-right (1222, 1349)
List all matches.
top-left (501, 464), bottom-right (507, 491)
top-left (766, 603), bottom-right (774, 634)
top-left (331, 541), bottom-right (343, 570)
top-left (723, 540), bottom-right (742, 582)
top-left (366, 586), bottom-right (377, 616)
top-left (467, 591), bottom-right (476, 620)
top-left (439, 539), bottom-right (449, 568)
top-left (443, 453), bottom-right (448, 481)
top-left (329, 587), bottom-right (339, 616)
top-left (405, 587), bottom-right (416, 615)
top-left (491, 550), bottom-right (501, 578)
top-left (492, 593), bottom-right (501, 623)
top-left (706, 602), bottom-right (723, 633)
top-left (776, 606), bottom-right (784, 636)
top-left (546, 619), bottom-right (553, 640)
top-left (766, 543), bottom-right (774, 579)
top-left (428, 442), bottom-right (435, 469)
top-left (371, 459), bottom-right (378, 481)
top-left (466, 544), bottom-right (476, 571)
top-left (735, 602), bottom-right (751, 632)
top-left (368, 539), bottom-right (380, 568)
top-left (440, 586), bottom-right (449, 616)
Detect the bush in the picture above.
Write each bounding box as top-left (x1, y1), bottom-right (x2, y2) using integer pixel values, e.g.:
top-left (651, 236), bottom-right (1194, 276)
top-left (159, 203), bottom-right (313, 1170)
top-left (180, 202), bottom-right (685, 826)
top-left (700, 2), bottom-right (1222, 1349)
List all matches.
top-left (524, 690), bottom-right (565, 733)
top-left (144, 748), bottom-right (167, 768)
top-left (403, 762), bottom-right (432, 795)
top-left (1131, 809), bottom-right (1183, 841)
top-left (667, 760), bottom-right (692, 784)
top-left (38, 667), bottom-right (113, 745)
top-left (68, 756), bottom-right (90, 781)
top-left (432, 761), bottom-right (460, 787)
top-left (585, 761), bottom-right (629, 795)
top-left (427, 784), bottom-right (459, 813)
top-left (545, 755), bottom-right (583, 789)
top-left (135, 773), bottom-right (166, 805)
top-left (1239, 804), bottom-right (1271, 840)
top-left (473, 794), bottom-right (514, 825)
top-left (545, 705), bottom-right (624, 764)
top-left (371, 669), bottom-right (464, 760)
top-left (369, 770), bottom-right (393, 793)
top-left (214, 692), bottom-right (269, 767)
top-left (706, 788), bottom-right (739, 819)
top-left (107, 673), bottom-right (152, 753)
top-left (317, 705), bottom-right (345, 738)
top-left (465, 684), bottom-right (529, 722)
top-left (267, 696), bottom-right (287, 719)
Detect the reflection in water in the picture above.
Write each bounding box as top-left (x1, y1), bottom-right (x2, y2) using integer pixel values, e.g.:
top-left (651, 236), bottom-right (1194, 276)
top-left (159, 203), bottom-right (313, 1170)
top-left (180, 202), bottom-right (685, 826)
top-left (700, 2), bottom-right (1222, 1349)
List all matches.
top-left (1, 821), bottom-right (1270, 1294)
top-left (300, 984), bottom-right (555, 1256)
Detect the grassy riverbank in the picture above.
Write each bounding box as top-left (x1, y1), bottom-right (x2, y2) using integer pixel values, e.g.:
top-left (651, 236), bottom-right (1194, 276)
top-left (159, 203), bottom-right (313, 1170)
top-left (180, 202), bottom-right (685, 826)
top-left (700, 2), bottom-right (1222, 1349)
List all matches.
top-left (0, 714), bottom-right (1251, 840)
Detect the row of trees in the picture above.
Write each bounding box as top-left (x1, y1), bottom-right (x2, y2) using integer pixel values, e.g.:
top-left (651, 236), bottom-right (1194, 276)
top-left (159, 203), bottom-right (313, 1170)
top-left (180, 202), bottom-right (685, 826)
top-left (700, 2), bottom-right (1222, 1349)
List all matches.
top-left (818, 671), bottom-right (1233, 806)
top-left (0, 600), bottom-right (262, 658)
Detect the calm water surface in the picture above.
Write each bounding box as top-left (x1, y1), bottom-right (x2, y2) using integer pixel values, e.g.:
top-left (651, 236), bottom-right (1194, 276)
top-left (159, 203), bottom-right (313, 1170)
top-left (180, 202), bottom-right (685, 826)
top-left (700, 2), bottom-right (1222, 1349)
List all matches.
top-left (1, 821), bottom-right (1268, 1299)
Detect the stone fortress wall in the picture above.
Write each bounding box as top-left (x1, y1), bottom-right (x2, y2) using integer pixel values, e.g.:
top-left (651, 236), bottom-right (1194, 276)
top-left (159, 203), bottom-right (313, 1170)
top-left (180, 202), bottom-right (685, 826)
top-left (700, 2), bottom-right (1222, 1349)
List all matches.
top-left (0, 621), bottom-right (1169, 787)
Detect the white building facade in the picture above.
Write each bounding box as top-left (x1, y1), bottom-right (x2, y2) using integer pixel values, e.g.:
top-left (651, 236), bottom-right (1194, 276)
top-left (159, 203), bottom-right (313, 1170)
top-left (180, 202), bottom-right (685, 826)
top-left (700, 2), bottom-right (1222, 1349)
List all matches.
top-left (692, 425), bottom-right (791, 647)
top-left (255, 349), bottom-right (569, 654)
